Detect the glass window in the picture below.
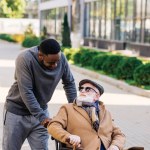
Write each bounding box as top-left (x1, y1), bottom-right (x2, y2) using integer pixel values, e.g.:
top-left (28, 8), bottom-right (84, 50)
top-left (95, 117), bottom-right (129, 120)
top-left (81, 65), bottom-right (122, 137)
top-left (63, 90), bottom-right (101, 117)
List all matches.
top-left (146, 0), bottom-right (150, 17)
top-left (120, 20), bottom-right (126, 40)
top-left (40, 9), bottom-right (55, 36)
top-left (144, 19), bottom-right (150, 43)
top-left (97, 0), bottom-right (102, 38)
top-left (125, 20), bottom-right (133, 41)
top-left (120, 0), bottom-right (126, 19)
top-left (127, 0), bottom-right (134, 18)
top-left (141, 0), bottom-right (146, 18)
top-left (116, 0), bottom-right (121, 18)
top-left (40, 7), bottom-right (67, 38)
top-left (48, 9), bottom-right (56, 35)
top-left (89, 2), bottom-right (96, 37)
top-left (134, 19), bottom-right (141, 42)
top-left (95, 1), bottom-right (101, 38)
top-left (84, 3), bottom-right (90, 37)
top-left (105, 0), bottom-right (111, 39)
top-left (56, 7), bottom-right (67, 35)
top-left (135, 0), bottom-right (142, 18)
top-left (101, 0), bottom-right (105, 38)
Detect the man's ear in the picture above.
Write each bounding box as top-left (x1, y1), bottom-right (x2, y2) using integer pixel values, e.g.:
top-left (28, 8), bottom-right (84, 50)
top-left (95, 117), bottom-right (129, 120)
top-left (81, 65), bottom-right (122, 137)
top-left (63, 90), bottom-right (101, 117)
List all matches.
top-left (38, 51), bottom-right (44, 61)
top-left (96, 93), bottom-right (100, 100)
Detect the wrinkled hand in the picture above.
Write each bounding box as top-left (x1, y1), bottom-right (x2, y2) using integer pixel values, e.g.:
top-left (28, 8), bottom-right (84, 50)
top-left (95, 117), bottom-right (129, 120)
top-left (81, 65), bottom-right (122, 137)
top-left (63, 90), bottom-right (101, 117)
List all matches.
top-left (68, 134), bottom-right (81, 148)
top-left (107, 145), bottom-right (119, 150)
top-left (41, 118), bottom-right (52, 128)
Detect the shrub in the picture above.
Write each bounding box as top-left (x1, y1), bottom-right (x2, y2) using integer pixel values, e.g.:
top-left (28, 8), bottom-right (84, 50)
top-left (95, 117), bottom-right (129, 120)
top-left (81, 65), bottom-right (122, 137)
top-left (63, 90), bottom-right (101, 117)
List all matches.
top-left (80, 50), bottom-right (99, 67)
top-left (92, 54), bottom-right (109, 70)
top-left (102, 55), bottom-right (124, 75)
top-left (22, 36), bottom-right (40, 48)
top-left (70, 48), bottom-right (81, 63)
top-left (134, 63), bottom-right (150, 85)
top-left (116, 57), bottom-right (143, 80)
top-left (12, 34), bottom-right (25, 43)
top-left (0, 34), bottom-right (16, 42)
top-left (63, 48), bottom-right (72, 60)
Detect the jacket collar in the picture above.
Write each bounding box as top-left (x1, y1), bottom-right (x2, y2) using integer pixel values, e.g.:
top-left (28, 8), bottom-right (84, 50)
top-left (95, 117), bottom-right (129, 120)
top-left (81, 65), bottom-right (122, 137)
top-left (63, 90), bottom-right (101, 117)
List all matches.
top-left (73, 100), bottom-right (105, 123)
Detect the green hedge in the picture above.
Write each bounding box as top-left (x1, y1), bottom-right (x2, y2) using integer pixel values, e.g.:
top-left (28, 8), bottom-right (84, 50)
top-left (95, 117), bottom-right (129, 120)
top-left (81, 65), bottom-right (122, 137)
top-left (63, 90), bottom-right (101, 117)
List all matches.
top-left (134, 63), bottom-right (150, 85)
top-left (62, 47), bottom-right (149, 87)
top-left (0, 34), bottom-right (16, 42)
top-left (80, 50), bottom-right (99, 67)
top-left (116, 57), bottom-right (143, 80)
top-left (102, 55), bottom-right (124, 75)
top-left (22, 36), bottom-right (40, 48)
top-left (71, 49), bottom-right (82, 64)
top-left (92, 54), bottom-right (109, 70)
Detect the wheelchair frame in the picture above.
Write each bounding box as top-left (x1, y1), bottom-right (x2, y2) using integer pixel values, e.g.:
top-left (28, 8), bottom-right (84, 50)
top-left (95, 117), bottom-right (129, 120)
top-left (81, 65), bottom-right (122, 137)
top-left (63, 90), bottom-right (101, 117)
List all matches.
top-left (51, 137), bottom-right (144, 150)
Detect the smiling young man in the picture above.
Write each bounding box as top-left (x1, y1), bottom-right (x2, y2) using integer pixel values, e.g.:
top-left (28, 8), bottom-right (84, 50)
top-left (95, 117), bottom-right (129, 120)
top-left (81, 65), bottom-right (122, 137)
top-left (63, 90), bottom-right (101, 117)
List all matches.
top-left (3, 39), bottom-right (77, 150)
top-left (48, 79), bottom-right (126, 150)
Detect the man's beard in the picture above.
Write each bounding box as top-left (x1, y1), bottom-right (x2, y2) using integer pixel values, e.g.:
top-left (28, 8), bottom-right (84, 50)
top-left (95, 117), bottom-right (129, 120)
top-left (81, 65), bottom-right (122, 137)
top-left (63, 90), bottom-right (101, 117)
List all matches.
top-left (77, 95), bottom-right (94, 103)
top-left (40, 60), bottom-right (52, 70)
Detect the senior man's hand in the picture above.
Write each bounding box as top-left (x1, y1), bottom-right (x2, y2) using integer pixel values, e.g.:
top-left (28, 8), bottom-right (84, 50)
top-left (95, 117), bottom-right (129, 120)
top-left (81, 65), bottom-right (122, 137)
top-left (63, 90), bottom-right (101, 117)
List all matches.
top-left (107, 145), bottom-right (119, 150)
top-left (68, 134), bottom-right (81, 148)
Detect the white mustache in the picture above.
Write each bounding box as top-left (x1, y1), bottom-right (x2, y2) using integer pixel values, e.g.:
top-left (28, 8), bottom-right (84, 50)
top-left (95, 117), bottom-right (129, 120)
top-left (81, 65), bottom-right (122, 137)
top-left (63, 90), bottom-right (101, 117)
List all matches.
top-left (77, 95), bottom-right (94, 103)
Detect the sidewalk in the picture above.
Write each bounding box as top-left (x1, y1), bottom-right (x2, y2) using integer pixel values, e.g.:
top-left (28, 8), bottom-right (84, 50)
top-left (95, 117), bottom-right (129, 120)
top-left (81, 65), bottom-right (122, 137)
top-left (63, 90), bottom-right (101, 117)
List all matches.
top-left (0, 40), bottom-right (150, 150)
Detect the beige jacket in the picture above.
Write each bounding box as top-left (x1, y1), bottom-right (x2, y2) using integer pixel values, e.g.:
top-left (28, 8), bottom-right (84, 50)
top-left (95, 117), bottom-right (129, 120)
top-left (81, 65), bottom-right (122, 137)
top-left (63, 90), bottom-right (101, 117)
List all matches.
top-left (48, 102), bottom-right (125, 150)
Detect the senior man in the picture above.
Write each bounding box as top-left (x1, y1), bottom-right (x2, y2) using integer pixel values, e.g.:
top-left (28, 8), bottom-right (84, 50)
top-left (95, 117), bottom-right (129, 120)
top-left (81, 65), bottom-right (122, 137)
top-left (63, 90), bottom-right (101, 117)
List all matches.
top-left (48, 79), bottom-right (125, 150)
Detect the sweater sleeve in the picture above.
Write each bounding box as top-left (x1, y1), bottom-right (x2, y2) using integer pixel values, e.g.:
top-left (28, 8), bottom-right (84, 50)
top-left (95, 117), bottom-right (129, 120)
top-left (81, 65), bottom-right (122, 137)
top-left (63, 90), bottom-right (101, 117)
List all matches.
top-left (61, 54), bottom-right (77, 103)
top-left (15, 53), bottom-right (47, 122)
top-left (48, 105), bottom-right (71, 143)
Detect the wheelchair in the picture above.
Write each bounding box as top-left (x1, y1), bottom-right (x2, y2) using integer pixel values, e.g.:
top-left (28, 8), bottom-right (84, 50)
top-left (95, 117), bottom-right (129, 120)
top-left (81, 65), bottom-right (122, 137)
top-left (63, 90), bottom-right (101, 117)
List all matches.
top-left (51, 137), bottom-right (83, 150)
top-left (51, 137), bottom-right (144, 150)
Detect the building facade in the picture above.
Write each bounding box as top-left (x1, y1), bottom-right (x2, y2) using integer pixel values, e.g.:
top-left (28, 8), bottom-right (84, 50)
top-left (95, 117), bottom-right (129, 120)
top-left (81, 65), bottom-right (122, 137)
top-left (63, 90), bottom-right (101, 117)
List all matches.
top-left (39, 0), bottom-right (150, 57)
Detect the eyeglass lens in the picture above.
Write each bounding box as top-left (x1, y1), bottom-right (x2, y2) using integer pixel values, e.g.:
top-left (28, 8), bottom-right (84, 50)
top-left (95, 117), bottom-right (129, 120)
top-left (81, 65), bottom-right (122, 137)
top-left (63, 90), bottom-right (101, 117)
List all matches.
top-left (79, 86), bottom-right (97, 93)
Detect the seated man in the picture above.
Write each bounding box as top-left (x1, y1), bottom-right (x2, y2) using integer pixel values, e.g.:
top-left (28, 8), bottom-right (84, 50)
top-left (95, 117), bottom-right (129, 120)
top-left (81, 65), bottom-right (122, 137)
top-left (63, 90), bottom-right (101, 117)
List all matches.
top-left (48, 79), bottom-right (125, 150)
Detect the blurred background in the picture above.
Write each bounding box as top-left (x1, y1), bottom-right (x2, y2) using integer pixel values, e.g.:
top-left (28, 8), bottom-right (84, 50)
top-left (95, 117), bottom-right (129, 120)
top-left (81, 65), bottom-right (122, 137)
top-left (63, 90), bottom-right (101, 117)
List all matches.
top-left (0, 0), bottom-right (150, 57)
top-left (0, 1), bottom-right (150, 149)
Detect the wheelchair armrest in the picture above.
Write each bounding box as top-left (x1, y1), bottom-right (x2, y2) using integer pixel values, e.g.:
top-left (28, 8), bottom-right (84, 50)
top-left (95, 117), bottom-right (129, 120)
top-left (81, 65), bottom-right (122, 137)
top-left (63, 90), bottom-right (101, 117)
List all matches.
top-left (51, 136), bottom-right (83, 150)
top-left (51, 136), bottom-right (72, 150)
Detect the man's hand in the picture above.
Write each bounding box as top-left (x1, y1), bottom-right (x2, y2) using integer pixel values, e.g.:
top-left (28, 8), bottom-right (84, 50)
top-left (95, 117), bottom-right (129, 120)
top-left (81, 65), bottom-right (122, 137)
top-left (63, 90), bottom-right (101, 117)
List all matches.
top-left (41, 118), bottom-right (52, 128)
top-left (107, 145), bottom-right (119, 150)
top-left (68, 134), bottom-right (81, 148)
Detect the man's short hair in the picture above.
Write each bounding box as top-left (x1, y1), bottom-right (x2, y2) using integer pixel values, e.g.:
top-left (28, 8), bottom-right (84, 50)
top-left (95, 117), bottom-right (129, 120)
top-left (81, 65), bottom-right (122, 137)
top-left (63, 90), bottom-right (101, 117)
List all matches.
top-left (79, 79), bottom-right (104, 95)
top-left (39, 39), bottom-right (61, 55)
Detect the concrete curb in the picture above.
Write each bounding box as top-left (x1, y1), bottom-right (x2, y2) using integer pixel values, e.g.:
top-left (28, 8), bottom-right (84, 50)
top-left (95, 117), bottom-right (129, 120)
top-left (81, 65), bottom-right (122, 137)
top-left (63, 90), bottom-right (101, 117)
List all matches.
top-left (70, 65), bottom-right (150, 98)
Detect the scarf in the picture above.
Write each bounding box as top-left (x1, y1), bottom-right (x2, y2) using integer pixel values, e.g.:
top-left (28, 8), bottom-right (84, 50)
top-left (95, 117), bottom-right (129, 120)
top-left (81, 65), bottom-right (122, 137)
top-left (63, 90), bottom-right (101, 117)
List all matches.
top-left (76, 99), bottom-right (100, 132)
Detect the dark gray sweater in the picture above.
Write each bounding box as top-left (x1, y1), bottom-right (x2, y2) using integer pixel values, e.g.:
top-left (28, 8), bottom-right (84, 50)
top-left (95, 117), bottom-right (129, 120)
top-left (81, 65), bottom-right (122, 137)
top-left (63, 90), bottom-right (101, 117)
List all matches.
top-left (6, 46), bottom-right (77, 122)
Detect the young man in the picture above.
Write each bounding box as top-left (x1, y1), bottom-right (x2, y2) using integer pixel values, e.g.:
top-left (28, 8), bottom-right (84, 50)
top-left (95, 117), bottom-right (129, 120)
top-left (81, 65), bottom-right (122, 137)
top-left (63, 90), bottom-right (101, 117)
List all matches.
top-left (3, 39), bottom-right (77, 150)
top-left (48, 79), bottom-right (126, 150)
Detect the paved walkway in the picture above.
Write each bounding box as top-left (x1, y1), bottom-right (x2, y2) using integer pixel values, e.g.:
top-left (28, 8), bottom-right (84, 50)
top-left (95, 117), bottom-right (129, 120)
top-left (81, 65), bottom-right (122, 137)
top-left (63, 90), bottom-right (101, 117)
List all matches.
top-left (0, 40), bottom-right (150, 150)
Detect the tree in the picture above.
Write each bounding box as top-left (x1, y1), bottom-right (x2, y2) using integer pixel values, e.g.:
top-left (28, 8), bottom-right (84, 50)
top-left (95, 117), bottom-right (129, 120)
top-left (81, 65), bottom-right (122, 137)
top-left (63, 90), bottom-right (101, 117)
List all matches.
top-left (0, 0), bottom-right (26, 18)
top-left (61, 13), bottom-right (71, 47)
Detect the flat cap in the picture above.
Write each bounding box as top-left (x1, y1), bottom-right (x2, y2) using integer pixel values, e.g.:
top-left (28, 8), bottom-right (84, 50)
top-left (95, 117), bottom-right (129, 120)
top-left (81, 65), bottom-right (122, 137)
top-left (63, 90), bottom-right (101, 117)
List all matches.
top-left (79, 79), bottom-right (104, 95)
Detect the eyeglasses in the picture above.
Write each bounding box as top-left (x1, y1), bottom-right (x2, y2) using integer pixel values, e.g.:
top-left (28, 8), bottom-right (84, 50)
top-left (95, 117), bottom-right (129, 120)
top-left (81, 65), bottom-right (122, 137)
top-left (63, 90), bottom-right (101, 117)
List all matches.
top-left (79, 86), bottom-right (98, 94)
